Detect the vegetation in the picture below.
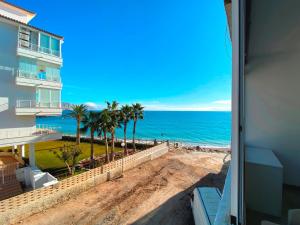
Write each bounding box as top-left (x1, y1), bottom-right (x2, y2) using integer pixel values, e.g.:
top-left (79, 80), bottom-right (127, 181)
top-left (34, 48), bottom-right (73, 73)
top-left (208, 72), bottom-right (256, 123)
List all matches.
top-left (104, 101), bottom-right (121, 161)
top-left (20, 141), bottom-right (123, 171)
top-left (66, 101), bottom-right (145, 164)
top-left (67, 104), bottom-right (87, 145)
top-left (80, 111), bottom-right (102, 166)
top-left (131, 103), bottom-right (144, 151)
top-left (99, 110), bottom-right (111, 162)
top-left (120, 105), bottom-right (133, 155)
top-left (53, 145), bottom-right (82, 175)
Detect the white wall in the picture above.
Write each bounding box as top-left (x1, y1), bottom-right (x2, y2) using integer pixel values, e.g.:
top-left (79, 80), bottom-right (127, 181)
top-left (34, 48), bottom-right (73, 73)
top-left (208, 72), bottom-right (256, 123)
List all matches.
top-left (245, 0), bottom-right (300, 186)
top-left (0, 21), bottom-right (35, 131)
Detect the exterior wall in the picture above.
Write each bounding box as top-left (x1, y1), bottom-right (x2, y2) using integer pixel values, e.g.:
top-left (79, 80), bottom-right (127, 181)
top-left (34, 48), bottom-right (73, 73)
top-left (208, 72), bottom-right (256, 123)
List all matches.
top-left (245, 0), bottom-right (300, 186)
top-left (0, 21), bottom-right (35, 131)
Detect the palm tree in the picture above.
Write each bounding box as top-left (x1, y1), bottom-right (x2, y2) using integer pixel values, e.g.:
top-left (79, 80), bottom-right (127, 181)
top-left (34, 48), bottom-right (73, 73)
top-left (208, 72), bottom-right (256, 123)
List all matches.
top-left (80, 111), bottom-right (101, 166)
top-left (131, 103), bottom-right (144, 151)
top-left (106, 101), bottom-right (120, 161)
top-left (99, 110), bottom-right (111, 163)
top-left (120, 105), bottom-right (133, 155)
top-left (68, 104), bottom-right (87, 145)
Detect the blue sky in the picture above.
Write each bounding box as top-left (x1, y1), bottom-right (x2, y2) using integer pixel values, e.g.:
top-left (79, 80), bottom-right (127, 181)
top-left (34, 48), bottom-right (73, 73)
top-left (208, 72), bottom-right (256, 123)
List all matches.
top-left (12, 0), bottom-right (232, 111)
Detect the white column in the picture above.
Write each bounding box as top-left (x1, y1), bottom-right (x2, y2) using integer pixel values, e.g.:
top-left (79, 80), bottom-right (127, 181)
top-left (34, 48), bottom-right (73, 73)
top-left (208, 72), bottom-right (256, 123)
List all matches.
top-left (21, 145), bottom-right (26, 158)
top-left (12, 145), bottom-right (17, 154)
top-left (29, 143), bottom-right (36, 167)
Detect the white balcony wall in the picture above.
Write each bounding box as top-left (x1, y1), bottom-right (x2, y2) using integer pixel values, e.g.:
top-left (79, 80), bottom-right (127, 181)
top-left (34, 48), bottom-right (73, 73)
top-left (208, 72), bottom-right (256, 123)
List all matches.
top-left (0, 21), bottom-right (35, 131)
top-left (245, 0), bottom-right (300, 186)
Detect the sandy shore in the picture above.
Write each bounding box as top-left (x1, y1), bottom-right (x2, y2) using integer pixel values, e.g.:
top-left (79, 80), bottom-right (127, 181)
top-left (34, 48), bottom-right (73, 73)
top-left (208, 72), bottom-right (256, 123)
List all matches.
top-left (13, 148), bottom-right (230, 225)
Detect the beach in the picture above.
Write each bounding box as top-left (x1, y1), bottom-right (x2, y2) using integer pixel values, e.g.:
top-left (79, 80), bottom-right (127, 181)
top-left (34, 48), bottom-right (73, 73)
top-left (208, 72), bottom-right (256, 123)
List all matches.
top-left (12, 147), bottom-right (230, 225)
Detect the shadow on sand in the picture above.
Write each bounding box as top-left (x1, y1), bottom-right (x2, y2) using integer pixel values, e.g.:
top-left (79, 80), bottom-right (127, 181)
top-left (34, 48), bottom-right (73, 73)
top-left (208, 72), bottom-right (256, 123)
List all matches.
top-left (131, 157), bottom-right (230, 225)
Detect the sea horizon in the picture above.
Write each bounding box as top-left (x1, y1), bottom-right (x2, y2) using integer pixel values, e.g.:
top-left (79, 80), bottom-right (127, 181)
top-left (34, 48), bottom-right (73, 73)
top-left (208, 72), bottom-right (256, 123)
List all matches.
top-left (37, 110), bottom-right (231, 148)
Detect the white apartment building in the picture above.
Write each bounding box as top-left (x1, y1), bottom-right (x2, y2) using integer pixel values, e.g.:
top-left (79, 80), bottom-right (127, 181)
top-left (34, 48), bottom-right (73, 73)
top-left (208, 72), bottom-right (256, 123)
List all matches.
top-left (0, 1), bottom-right (63, 194)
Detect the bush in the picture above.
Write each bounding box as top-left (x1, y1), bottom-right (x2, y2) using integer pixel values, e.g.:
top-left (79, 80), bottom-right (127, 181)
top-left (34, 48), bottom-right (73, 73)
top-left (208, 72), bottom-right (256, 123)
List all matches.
top-left (61, 135), bottom-right (154, 150)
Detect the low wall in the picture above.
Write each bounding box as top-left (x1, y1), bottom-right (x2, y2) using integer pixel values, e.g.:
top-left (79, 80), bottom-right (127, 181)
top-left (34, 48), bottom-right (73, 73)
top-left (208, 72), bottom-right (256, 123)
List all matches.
top-left (0, 142), bottom-right (169, 224)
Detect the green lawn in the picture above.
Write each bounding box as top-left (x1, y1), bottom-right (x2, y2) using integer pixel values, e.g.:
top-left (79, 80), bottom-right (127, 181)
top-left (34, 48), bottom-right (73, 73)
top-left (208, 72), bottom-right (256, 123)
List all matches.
top-left (20, 141), bottom-right (123, 171)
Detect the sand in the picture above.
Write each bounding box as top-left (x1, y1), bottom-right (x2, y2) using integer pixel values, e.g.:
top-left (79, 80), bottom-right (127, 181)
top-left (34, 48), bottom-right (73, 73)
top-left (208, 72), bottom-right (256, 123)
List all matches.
top-left (13, 148), bottom-right (230, 225)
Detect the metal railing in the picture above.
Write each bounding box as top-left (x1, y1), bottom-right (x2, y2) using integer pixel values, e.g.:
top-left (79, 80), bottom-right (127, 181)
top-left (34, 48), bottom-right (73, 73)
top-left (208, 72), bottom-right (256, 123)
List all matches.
top-left (18, 41), bottom-right (61, 58)
top-left (16, 70), bottom-right (61, 83)
top-left (35, 124), bottom-right (60, 135)
top-left (16, 100), bottom-right (61, 109)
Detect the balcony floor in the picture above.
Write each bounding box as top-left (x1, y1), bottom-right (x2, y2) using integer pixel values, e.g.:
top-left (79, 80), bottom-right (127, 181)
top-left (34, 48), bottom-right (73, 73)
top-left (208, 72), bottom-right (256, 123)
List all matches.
top-left (246, 185), bottom-right (300, 225)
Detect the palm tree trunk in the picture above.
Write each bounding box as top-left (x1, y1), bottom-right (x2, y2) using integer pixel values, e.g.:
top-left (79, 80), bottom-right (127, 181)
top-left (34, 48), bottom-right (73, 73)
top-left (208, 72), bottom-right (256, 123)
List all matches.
top-left (110, 131), bottom-right (115, 161)
top-left (104, 131), bottom-right (109, 163)
top-left (90, 128), bottom-right (94, 167)
top-left (76, 119), bottom-right (80, 145)
top-left (124, 122), bottom-right (128, 155)
top-left (133, 119), bottom-right (137, 152)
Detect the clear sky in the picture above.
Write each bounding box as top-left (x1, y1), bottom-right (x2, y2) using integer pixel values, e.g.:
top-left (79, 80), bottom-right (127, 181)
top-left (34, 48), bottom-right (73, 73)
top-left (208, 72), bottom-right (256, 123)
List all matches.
top-left (11, 0), bottom-right (232, 111)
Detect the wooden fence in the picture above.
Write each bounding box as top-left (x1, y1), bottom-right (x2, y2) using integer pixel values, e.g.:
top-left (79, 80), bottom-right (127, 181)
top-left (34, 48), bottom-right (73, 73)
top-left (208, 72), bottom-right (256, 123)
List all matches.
top-left (0, 142), bottom-right (169, 224)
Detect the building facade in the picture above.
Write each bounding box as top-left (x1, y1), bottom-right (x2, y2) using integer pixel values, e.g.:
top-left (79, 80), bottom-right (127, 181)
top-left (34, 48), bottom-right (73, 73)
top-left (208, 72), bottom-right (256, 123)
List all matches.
top-left (0, 1), bottom-right (63, 192)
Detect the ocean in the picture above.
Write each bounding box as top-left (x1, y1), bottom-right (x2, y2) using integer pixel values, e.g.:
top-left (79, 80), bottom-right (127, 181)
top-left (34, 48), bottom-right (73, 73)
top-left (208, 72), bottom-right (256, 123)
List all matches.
top-left (37, 111), bottom-right (231, 147)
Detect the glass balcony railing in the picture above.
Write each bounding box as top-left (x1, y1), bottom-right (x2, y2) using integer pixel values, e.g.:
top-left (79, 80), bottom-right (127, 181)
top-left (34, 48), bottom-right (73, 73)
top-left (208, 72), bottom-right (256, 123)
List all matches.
top-left (16, 70), bottom-right (61, 83)
top-left (16, 100), bottom-right (61, 109)
top-left (18, 42), bottom-right (61, 58)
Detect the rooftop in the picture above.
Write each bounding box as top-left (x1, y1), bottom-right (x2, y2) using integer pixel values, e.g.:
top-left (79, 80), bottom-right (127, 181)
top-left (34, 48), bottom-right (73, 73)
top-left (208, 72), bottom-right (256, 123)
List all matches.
top-left (0, 14), bottom-right (63, 39)
top-left (0, 1), bottom-right (63, 39)
top-left (0, 0), bottom-right (36, 16)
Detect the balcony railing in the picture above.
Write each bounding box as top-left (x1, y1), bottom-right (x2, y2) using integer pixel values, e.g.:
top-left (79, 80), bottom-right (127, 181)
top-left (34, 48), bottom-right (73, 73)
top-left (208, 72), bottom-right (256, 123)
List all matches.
top-left (0, 125), bottom-right (59, 140)
top-left (18, 42), bottom-right (61, 58)
top-left (35, 124), bottom-right (60, 135)
top-left (16, 100), bottom-right (61, 109)
top-left (16, 70), bottom-right (61, 83)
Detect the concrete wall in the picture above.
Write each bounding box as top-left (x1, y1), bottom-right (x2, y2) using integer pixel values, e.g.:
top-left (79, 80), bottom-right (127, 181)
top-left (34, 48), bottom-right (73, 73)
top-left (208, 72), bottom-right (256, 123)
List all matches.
top-left (245, 0), bottom-right (300, 186)
top-left (0, 21), bottom-right (35, 131)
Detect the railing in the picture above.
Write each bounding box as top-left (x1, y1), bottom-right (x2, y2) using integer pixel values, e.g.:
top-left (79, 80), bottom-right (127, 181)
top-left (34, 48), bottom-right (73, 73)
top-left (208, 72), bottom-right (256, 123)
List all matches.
top-left (0, 125), bottom-right (59, 140)
top-left (35, 124), bottom-right (60, 135)
top-left (16, 70), bottom-right (61, 83)
top-left (0, 162), bottom-right (19, 184)
top-left (0, 127), bottom-right (36, 140)
top-left (18, 42), bottom-right (61, 58)
top-left (16, 100), bottom-right (61, 109)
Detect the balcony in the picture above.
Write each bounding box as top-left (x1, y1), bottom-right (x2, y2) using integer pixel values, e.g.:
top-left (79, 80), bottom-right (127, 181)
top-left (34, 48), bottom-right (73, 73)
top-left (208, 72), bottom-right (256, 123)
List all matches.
top-left (17, 42), bottom-right (62, 65)
top-left (0, 125), bottom-right (61, 147)
top-left (15, 70), bottom-right (62, 90)
top-left (15, 100), bottom-right (62, 116)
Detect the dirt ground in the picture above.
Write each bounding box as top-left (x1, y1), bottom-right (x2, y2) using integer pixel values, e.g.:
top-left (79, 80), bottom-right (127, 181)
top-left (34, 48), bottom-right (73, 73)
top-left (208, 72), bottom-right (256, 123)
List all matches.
top-left (14, 148), bottom-right (230, 225)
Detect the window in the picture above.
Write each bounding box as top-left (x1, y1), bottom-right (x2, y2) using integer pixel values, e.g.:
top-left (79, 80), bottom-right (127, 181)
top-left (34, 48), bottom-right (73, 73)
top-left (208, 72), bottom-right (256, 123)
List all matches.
top-left (40, 34), bottom-right (50, 53)
top-left (19, 58), bottom-right (37, 78)
top-left (36, 88), bottom-right (61, 108)
top-left (46, 67), bottom-right (60, 82)
top-left (51, 37), bottom-right (60, 56)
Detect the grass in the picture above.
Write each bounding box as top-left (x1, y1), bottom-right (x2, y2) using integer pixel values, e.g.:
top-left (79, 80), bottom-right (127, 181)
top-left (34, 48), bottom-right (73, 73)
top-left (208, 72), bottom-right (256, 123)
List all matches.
top-left (1, 140), bottom-right (123, 171)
